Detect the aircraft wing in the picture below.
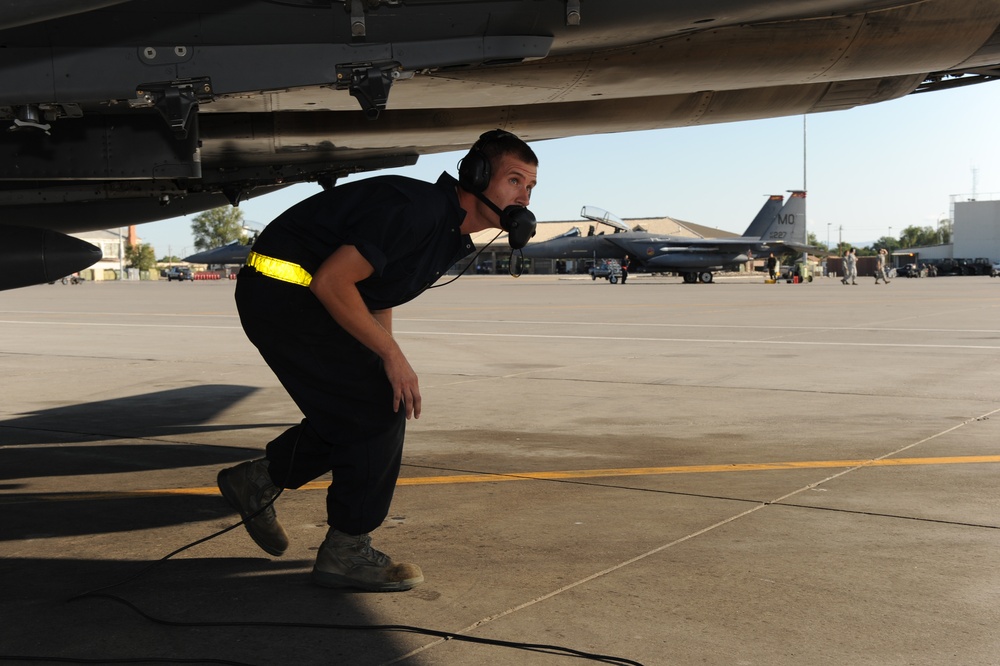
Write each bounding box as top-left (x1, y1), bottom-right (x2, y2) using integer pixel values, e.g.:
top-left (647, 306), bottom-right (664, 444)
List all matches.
top-left (617, 237), bottom-right (822, 256)
top-left (630, 237), bottom-right (818, 253)
top-left (518, 230), bottom-right (752, 259)
top-left (644, 238), bottom-right (761, 249)
top-left (183, 242), bottom-right (253, 265)
top-left (2, 1), bottom-right (1000, 288)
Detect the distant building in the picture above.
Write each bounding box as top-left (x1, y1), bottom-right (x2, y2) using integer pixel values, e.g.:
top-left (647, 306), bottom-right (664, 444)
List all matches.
top-left (889, 195), bottom-right (1000, 271)
top-left (953, 198), bottom-right (1000, 261)
top-left (69, 229), bottom-right (126, 281)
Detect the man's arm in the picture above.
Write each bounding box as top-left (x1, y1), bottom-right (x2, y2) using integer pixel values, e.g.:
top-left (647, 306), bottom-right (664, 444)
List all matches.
top-left (309, 245), bottom-right (420, 419)
top-left (372, 308), bottom-right (392, 335)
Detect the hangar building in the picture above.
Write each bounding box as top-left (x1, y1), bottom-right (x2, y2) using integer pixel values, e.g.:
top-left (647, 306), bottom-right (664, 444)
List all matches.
top-left (953, 198), bottom-right (1000, 261)
top-left (894, 195), bottom-right (1000, 271)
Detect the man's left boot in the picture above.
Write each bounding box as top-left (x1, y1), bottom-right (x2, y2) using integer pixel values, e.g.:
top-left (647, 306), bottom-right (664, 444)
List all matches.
top-left (217, 459), bottom-right (289, 556)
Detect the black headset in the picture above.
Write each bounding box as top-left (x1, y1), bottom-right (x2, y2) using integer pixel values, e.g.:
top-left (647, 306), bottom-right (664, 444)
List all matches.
top-left (458, 129), bottom-right (510, 193)
top-left (458, 129), bottom-right (537, 250)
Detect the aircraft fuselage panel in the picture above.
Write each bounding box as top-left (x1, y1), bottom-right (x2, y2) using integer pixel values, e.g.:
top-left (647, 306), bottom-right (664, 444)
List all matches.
top-left (645, 254), bottom-right (750, 270)
top-left (0, 0), bottom-right (998, 232)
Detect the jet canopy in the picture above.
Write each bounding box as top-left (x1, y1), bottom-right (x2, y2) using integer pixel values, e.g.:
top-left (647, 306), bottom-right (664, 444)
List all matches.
top-left (580, 206), bottom-right (631, 232)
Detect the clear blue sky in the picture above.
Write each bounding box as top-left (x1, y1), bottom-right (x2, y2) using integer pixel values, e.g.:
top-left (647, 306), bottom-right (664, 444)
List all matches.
top-left (138, 81), bottom-right (1000, 258)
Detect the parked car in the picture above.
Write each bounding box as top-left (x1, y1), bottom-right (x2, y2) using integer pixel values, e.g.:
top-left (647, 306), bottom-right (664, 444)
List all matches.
top-left (972, 258), bottom-right (993, 275)
top-left (165, 266), bottom-right (194, 281)
top-left (898, 263), bottom-right (927, 278)
top-left (589, 259), bottom-right (622, 283)
top-left (991, 262), bottom-right (1000, 278)
top-left (780, 261), bottom-right (813, 283)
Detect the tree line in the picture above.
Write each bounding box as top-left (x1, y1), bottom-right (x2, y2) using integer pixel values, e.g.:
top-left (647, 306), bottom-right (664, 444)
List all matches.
top-left (801, 219), bottom-right (951, 259)
top-left (126, 207), bottom-right (248, 271)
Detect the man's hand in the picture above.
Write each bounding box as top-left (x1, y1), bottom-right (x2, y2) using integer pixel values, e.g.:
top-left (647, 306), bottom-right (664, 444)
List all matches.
top-left (372, 309), bottom-right (421, 419)
top-left (381, 347), bottom-right (421, 419)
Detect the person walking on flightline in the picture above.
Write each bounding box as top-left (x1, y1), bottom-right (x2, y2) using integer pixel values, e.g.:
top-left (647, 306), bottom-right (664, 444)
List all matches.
top-left (844, 248), bottom-right (858, 285)
top-left (875, 247), bottom-right (892, 284)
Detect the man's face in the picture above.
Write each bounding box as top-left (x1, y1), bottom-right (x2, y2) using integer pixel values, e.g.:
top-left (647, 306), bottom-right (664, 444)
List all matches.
top-left (483, 154), bottom-right (537, 217)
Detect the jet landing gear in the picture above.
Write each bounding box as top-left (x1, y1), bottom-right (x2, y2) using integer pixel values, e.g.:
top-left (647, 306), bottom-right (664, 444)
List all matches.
top-left (682, 271), bottom-right (714, 284)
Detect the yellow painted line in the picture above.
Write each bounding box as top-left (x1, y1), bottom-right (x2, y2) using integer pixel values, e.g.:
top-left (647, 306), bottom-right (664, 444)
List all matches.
top-left (6, 455), bottom-right (1000, 503)
top-left (388, 455), bottom-right (1000, 486)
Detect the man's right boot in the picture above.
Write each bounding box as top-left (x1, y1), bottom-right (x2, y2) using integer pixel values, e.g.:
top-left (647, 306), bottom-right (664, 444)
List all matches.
top-left (217, 459), bottom-right (289, 556)
top-left (312, 529), bottom-right (424, 592)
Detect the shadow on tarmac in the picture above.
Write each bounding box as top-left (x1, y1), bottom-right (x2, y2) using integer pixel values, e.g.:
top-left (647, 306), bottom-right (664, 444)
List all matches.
top-left (1, 441), bottom-right (261, 481)
top-left (3, 556), bottom-right (422, 665)
top-left (3, 487), bottom-right (239, 540)
top-left (0, 384), bottom-right (288, 540)
top-left (0, 383), bottom-right (439, 665)
top-left (0, 385), bottom-right (292, 482)
top-left (0, 384), bottom-right (267, 446)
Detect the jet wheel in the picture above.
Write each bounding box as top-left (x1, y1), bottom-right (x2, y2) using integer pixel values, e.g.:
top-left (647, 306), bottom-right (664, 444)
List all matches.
top-left (698, 272), bottom-right (713, 283)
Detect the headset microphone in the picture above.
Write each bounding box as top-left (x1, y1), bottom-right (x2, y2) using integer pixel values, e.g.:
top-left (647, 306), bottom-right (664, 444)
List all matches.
top-left (472, 191), bottom-right (537, 250)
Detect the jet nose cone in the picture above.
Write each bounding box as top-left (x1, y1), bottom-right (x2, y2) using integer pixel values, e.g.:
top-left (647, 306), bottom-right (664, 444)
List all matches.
top-left (1, 226), bottom-right (103, 291)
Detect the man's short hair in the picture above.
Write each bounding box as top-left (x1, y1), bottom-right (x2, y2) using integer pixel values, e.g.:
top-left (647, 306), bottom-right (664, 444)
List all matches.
top-left (459, 129), bottom-right (538, 193)
top-left (477, 129), bottom-right (538, 170)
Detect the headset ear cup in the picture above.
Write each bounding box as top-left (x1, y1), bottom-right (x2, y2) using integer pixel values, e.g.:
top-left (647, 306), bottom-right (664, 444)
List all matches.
top-left (458, 148), bottom-right (490, 193)
top-left (459, 129), bottom-right (515, 192)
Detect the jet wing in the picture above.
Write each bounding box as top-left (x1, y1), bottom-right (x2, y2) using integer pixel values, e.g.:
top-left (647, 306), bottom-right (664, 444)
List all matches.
top-left (1, 1), bottom-right (1000, 289)
top-left (183, 242), bottom-right (253, 265)
top-left (647, 238), bottom-right (760, 248)
top-left (2, 1), bottom-right (999, 235)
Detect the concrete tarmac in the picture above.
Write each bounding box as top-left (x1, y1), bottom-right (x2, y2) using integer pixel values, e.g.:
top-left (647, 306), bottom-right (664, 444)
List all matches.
top-left (2, 272), bottom-right (999, 665)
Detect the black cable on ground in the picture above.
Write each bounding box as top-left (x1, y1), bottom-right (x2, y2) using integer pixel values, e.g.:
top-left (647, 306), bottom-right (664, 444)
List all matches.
top-left (2, 489), bottom-right (644, 666)
top-left (71, 592), bottom-right (645, 666)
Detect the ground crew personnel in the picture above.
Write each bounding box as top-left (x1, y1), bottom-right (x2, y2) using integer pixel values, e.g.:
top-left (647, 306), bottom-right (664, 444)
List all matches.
top-left (217, 130), bottom-right (539, 591)
top-left (875, 247), bottom-right (892, 284)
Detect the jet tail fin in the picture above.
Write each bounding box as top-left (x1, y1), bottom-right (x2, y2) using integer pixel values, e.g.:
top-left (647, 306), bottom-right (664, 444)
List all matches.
top-left (741, 195), bottom-right (784, 237)
top-left (759, 190), bottom-right (807, 248)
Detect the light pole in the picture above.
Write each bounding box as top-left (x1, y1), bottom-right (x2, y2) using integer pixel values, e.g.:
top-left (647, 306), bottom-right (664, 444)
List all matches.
top-left (827, 222), bottom-right (831, 252)
top-left (118, 227), bottom-right (124, 279)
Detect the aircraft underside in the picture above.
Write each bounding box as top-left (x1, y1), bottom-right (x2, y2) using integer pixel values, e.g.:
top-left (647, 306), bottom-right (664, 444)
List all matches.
top-left (0, 0), bottom-right (998, 288)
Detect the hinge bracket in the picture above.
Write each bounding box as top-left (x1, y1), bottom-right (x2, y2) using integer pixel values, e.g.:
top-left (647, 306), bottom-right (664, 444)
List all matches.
top-left (335, 64), bottom-right (396, 120)
top-left (133, 77), bottom-right (213, 139)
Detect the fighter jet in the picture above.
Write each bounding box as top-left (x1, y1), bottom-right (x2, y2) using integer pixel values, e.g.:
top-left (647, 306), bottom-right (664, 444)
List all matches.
top-left (1, 2), bottom-right (999, 289)
top-left (182, 241), bottom-right (253, 266)
top-left (521, 193), bottom-right (807, 283)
